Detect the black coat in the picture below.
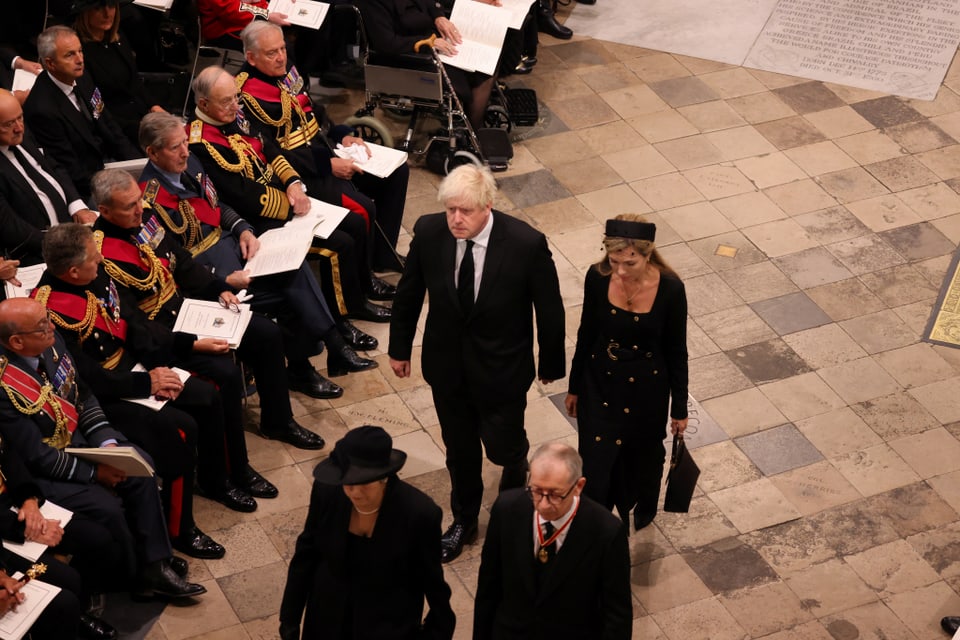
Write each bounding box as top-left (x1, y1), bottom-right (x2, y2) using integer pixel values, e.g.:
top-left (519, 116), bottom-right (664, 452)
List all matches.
top-left (474, 490), bottom-right (633, 640)
top-left (388, 210), bottom-right (566, 399)
top-left (280, 479), bottom-right (456, 640)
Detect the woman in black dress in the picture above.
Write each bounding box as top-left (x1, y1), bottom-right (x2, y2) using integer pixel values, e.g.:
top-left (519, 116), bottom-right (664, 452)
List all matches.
top-left (279, 426), bottom-right (455, 640)
top-left (566, 214), bottom-right (689, 531)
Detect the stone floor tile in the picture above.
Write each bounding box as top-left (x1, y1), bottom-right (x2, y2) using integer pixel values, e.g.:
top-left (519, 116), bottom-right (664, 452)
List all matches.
top-left (803, 106), bottom-right (875, 139)
top-left (205, 521), bottom-right (283, 580)
top-left (573, 62), bottom-right (642, 94)
top-left (710, 478), bottom-right (801, 533)
top-left (818, 357), bottom-right (900, 404)
top-left (631, 616), bottom-right (667, 640)
top-left (624, 52), bottom-right (692, 83)
top-left (683, 537), bottom-right (778, 594)
top-left (817, 167), bottom-right (891, 204)
top-left (907, 520), bottom-right (960, 579)
top-left (680, 165), bottom-right (754, 200)
top-left (884, 582), bottom-right (960, 640)
top-left (684, 273), bottom-right (743, 317)
top-left (755, 116), bottom-right (827, 150)
top-left (896, 182), bottom-right (960, 221)
top-left (793, 206), bottom-right (872, 244)
top-left (864, 156), bottom-right (941, 192)
top-left (834, 130), bottom-right (907, 165)
top-left (805, 278), bottom-right (887, 322)
top-left (734, 153), bottom-right (809, 189)
top-left (657, 243), bottom-right (713, 280)
top-left (726, 91), bottom-right (796, 124)
top-left (576, 184), bottom-right (651, 220)
top-left (795, 407), bottom-right (883, 457)
top-left (720, 261), bottom-right (798, 304)
top-left (833, 443), bottom-right (921, 497)
top-left (750, 292), bottom-right (832, 336)
top-left (819, 601), bottom-right (920, 640)
top-left (909, 87), bottom-right (960, 117)
top-left (653, 135), bottom-right (725, 171)
top-left (894, 298), bottom-right (940, 335)
top-left (917, 144), bottom-right (960, 181)
top-left (880, 222), bottom-right (957, 262)
top-left (782, 324), bottom-right (868, 369)
top-left (687, 320), bottom-right (722, 360)
top-left (719, 582), bottom-right (814, 638)
top-left (648, 76), bottom-right (719, 108)
top-left (700, 387), bottom-right (787, 439)
top-left (651, 597), bottom-right (747, 640)
top-left (603, 145), bottom-right (677, 182)
top-left (859, 264), bottom-right (939, 306)
top-left (931, 211), bottom-right (960, 243)
top-left (705, 126), bottom-right (779, 162)
top-left (543, 224), bottom-right (606, 269)
top-left (885, 121), bottom-right (957, 154)
top-left (727, 338), bottom-right (811, 385)
top-left (712, 191), bottom-right (788, 229)
top-left (742, 219), bottom-right (820, 258)
top-left (851, 96), bottom-right (925, 129)
top-left (852, 391), bottom-right (941, 441)
top-left (656, 496), bottom-right (741, 551)
top-left (692, 441), bottom-right (762, 492)
top-left (246, 465), bottom-right (312, 517)
top-left (688, 352), bottom-right (755, 400)
top-left (629, 172), bottom-right (704, 210)
top-left (740, 518), bottom-right (838, 577)
top-left (184, 624), bottom-right (248, 640)
top-left (763, 178), bottom-right (839, 215)
top-left (631, 554), bottom-right (713, 613)
top-left (522, 131), bottom-right (596, 168)
top-left (548, 40), bottom-right (618, 68)
top-left (576, 120), bottom-right (648, 157)
top-left (825, 234), bottom-right (906, 276)
top-left (217, 561), bottom-right (286, 623)
top-left (785, 141), bottom-right (859, 177)
top-left (495, 169), bottom-right (573, 209)
top-left (258, 506), bottom-right (308, 563)
top-left (773, 248), bottom-right (854, 289)
top-left (784, 558), bottom-right (878, 617)
top-left (157, 580), bottom-right (241, 640)
top-left (875, 343), bottom-right (957, 389)
top-left (687, 231), bottom-right (767, 273)
top-left (627, 110), bottom-right (700, 143)
top-left (759, 372), bottom-right (847, 421)
top-left (698, 68), bottom-right (767, 99)
top-left (338, 393), bottom-right (421, 437)
top-left (660, 201), bottom-right (736, 241)
top-left (628, 520), bottom-right (676, 565)
top-left (845, 539), bottom-right (941, 597)
top-left (697, 305), bottom-right (776, 350)
top-left (550, 157), bottom-right (623, 195)
top-left (757, 621), bottom-right (836, 640)
top-left (550, 93), bottom-right (621, 130)
top-left (677, 100), bottom-right (747, 132)
top-left (736, 423), bottom-right (823, 476)
top-left (909, 377), bottom-right (960, 424)
top-left (598, 83), bottom-right (673, 120)
top-left (770, 460), bottom-right (861, 516)
top-left (522, 197), bottom-right (598, 236)
top-left (773, 82), bottom-right (845, 115)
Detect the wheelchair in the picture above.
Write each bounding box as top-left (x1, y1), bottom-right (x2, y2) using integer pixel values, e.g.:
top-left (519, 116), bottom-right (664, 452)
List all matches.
top-left (340, 10), bottom-right (539, 174)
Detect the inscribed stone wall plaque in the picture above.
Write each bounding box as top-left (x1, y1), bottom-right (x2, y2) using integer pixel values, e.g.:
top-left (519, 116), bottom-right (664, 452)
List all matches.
top-left (744, 0), bottom-right (960, 100)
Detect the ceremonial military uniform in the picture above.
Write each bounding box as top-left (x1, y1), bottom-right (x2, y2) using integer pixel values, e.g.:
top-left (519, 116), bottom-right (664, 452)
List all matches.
top-left (92, 214), bottom-right (305, 475)
top-left (32, 269), bottom-right (230, 556)
top-left (239, 63), bottom-right (408, 272)
top-left (187, 113), bottom-right (383, 319)
top-left (0, 331), bottom-right (172, 576)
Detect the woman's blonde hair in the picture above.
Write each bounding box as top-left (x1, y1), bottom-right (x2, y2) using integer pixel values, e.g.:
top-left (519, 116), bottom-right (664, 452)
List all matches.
top-left (75, 4), bottom-right (121, 44)
top-left (594, 214), bottom-right (677, 278)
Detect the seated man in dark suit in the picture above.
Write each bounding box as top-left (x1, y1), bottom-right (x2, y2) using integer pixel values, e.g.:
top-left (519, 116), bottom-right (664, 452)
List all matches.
top-left (474, 443), bottom-right (632, 640)
top-left (0, 297), bottom-right (207, 600)
top-left (0, 89), bottom-right (97, 265)
top-left (23, 25), bottom-right (140, 199)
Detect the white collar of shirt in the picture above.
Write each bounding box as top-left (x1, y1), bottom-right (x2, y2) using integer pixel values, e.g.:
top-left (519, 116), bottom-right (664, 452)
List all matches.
top-left (455, 211), bottom-right (494, 292)
top-left (466, 210), bottom-right (494, 250)
top-left (152, 162), bottom-right (184, 191)
top-left (534, 495), bottom-right (579, 554)
top-left (49, 74), bottom-right (78, 101)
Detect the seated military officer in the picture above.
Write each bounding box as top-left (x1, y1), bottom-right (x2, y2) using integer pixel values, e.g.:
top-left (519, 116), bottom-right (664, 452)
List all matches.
top-left (0, 297), bottom-right (206, 600)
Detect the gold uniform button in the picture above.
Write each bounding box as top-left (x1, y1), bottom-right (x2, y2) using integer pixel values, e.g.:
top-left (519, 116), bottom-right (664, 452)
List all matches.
top-left (595, 436), bottom-right (601, 442)
top-left (610, 309), bottom-right (617, 315)
top-left (632, 345), bottom-right (638, 350)
top-left (633, 316), bottom-right (639, 322)
top-left (623, 408), bottom-right (630, 414)
top-left (602, 402), bottom-right (609, 408)
top-left (615, 439), bottom-right (622, 446)
top-left (628, 377), bottom-right (635, 382)
top-left (653, 370), bottom-right (658, 375)
top-left (646, 352), bottom-right (653, 358)
top-left (93, 331), bottom-right (100, 339)
top-left (606, 371), bottom-right (612, 376)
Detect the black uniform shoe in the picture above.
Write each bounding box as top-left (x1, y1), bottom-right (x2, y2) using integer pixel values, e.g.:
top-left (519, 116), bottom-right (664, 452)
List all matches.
top-left (201, 483), bottom-right (257, 512)
top-left (513, 56), bottom-right (537, 74)
top-left (347, 300), bottom-right (392, 323)
top-left (78, 614), bottom-right (117, 640)
top-left (287, 366), bottom-right (344, 399)
top-left (137, 559), bottom-right (207, 599)
top-left (337, 320), bottom-right (378, 351)
top-left (326, 345), bottom-right (378, 377)
top-left (537, 0), bottom-right (573, 39)
top-left (169, 556), bottom-right (188, 578)
top-left (633, 510), bottom-right (656, 531)
top-left (942, 616), bottom-right (960, 635)
top-left (239, 465), bottom-right (280, 498)
top-left (261, 420), bottom-right (326, 450)
top-left (440, 521), bottom-right (478, 563)
top-left (367, 275), bottom-right (397, 301)
top-left (173, 526), bottom-right (226, 559)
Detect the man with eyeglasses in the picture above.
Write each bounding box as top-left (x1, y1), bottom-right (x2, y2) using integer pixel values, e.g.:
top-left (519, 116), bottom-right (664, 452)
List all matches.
top-left (474, 443), bottom-right (632, 640)
top-left (0, 296), bottom-right (207, 601)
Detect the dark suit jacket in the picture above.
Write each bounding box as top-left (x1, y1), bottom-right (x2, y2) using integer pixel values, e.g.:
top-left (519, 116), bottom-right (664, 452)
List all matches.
top-left (279, 478), bottom-right (455, 640)
top-left (22, 71), bottom-right (139, 198)
top-left (0, 133), bottom-right (78, 264)
top-left (474, 490), bottom-right (633, 640)
top-left (389, 210), bottom-right (565, 399)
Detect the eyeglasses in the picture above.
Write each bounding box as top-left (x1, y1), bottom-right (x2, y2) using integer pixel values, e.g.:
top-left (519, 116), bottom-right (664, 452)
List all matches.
top-left (15, 313), bottom-right (54, 336)
top-left (218, 297), bottom-right (241, 314)
top-left (524, 481), bottom-right (578, 505)
top-left (207, 93), bottom-right (240, 109)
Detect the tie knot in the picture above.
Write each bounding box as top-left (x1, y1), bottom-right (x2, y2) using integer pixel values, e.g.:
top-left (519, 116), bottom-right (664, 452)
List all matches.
top-left (542, 521), bottom-right (555, 537)
top-left (465, 239), bottom-right (474, 248)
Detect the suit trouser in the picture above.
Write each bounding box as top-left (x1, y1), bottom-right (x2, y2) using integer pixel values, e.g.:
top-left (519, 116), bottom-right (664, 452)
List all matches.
top-left (432, 387), bottom-right (529, 523)
top-left (352, 163), bottom-right (409, 271)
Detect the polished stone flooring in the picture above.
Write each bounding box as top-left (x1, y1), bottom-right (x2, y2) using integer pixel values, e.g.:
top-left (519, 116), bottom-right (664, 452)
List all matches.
top-left (140, 12), bottom-right (960, 640)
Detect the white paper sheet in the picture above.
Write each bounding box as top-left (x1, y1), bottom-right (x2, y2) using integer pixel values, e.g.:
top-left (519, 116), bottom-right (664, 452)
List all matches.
top-left (335, 142), bottom-right (409, 179)
top-left (121, 365), bottom-right (191, 411)
top-left (2, 501), bottom-right (73, 563)
top-left (267, 0), bottom-right (331, 29)
top-left (497, 0), bottom-right (535, 30)
top-left (172, 299), bottom-right (253, 348)
top-left (285, 198), bottom-right (350, 240)
top-left (437, 0), bottom-right (512, 75)
top-left (0, 576), bottom-right (61, 640)
top-left (3, 264), bottom-right (45, 300)
top-left (10, 70), bottom-right (36, 94)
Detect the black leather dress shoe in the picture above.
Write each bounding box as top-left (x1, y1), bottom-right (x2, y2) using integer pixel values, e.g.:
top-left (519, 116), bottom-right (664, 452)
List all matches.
top-left (201, 483), bottom-right (257, 512)
top-left (79, 613), bottom-right (117, 640)
top-left (173, 526), bottom-right (226, 559)
top-left (239, 465), bottom-right (280, 498)
top-left (537, 5), bottom-right (573, 39)
top-left (288, 366), bottom-right (344, 399)
top-left (576, 0), bottom-right (596, 4)
top-left (138, 560), bottom-right (206, 599)
top-left (633, 510), bottom-right (656, 531)
top-left (347, 300), bottom-right (392, 323)
top-left (513, 56), bottom-right (536, 75)
top-left (262, 420), bottom-right (326, 450)
top-left (942, 616), bottom-right (960, 635)
top-left (326, 345), bottom-right (378, 377)
top-left (367, 275), bottom-right (397, 301)
top-left (169, 556), bottom-right (188, 578)
top-left (440, 521), bottom-right (478, 563)
top-left (337, 320), bottom-right (378, 351)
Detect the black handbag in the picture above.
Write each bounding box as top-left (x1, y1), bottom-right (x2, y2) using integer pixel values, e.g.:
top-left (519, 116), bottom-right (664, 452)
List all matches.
top-left (663, 434), bottom-right (700, 513)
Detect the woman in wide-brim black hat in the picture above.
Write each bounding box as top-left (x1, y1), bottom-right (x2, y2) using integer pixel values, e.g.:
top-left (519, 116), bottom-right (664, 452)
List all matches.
top-left (279, 426), bottom-right (456, 640)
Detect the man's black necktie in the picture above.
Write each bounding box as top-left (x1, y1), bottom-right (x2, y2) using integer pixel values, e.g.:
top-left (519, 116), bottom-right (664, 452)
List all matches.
top-left (458, 239), bottom-right (475, 314)
top-left (71, 88), bottom-right (92, 122)
top-left (11, 146), bottom-right (70, 222)
top-left (36, 354), bottom-right (47, 381)
top-left (540, 521), bottom-right (556, 563)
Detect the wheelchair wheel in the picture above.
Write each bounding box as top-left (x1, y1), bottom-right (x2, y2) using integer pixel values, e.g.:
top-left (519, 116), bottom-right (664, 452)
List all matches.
top-left (484, 104), bottom-right (512, 133)
top-left (444, 149), bottom-right (482, 174)
top-left (343, 115), bottom-right (395, 148)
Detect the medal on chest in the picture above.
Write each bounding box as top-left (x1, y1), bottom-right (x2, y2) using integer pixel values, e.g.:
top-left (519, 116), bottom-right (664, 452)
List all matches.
top-left (52, 351), bottom-right (77, 400)
top-left (201, 173), bottom-right (218, 208)
top-left (235, 105), bottom-right (251, 135)
top-left (102, 280), bottom-right (121, 323)
top-left (281, 65), bottom-right (304, 96)
top-left (136, 216), bottom-right (166, 249)
top-left (89, 87), bottom-right (105, 120)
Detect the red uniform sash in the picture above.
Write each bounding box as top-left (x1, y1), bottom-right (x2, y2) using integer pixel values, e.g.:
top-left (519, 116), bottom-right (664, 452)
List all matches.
top-left (99, 236), bottom-right (170, 271)
top-left (0, 359), bottom-right (79, 433)
top-left (148, 181), bottom-right (222, 228)
top-left (38, 289), bottom-right (128, 342)
top-left (198, 122), bottom-right (267, 163)
top-left (242, 74), bottom-right (314, 114)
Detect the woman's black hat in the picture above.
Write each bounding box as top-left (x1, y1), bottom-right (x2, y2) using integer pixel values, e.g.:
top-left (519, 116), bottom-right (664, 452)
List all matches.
top-left (605, 219), bottom-right (656, 241)
top-left (313, 426), bottom-right (407, 485)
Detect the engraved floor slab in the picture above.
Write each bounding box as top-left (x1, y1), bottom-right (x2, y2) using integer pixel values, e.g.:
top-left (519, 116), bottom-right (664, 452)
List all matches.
top-left (735, 423), bottom-right (824, 476)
